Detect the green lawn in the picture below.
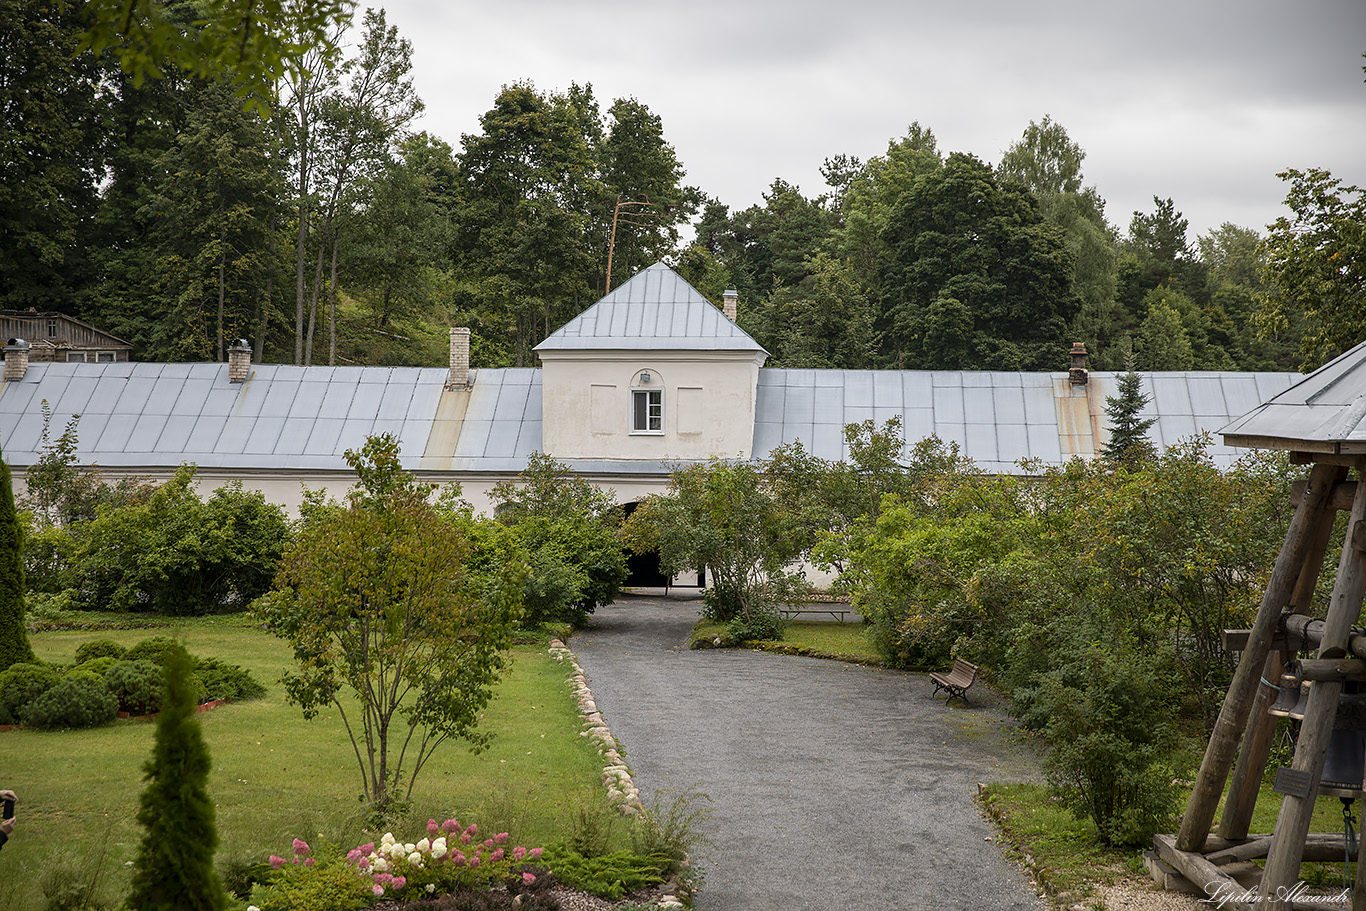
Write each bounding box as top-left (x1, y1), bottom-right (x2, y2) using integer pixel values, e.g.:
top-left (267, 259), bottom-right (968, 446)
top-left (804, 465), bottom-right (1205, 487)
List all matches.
top-left (1, 616), bottom-right (610, 911)
top-left (691, 618), bottom-right (881, 664)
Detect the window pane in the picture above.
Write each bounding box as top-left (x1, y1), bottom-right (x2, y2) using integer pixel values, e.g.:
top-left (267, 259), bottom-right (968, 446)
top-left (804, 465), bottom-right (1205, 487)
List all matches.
top-left (648, 390), bottom-right (662, 431)
top-left (633, 390), bottom-right (647, 431)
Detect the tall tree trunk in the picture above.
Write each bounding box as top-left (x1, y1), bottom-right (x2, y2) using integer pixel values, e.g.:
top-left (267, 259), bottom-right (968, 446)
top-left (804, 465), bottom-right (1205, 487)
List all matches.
top-left (328, 234), bottom-right (340, 365)
top-left (217, 241), bottom-right (226, 361)
top-left (258, 212), bottom-right (277, 359)
top-left (305, 242), bottom-right (325, 366)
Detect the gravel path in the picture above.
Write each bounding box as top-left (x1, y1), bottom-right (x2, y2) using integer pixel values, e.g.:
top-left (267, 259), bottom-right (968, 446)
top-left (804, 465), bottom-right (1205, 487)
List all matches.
top-left (569, 592), bottom-right (1046, 911)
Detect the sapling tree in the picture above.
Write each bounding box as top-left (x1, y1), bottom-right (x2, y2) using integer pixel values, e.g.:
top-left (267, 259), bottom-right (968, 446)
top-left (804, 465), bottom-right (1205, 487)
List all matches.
top-left (257, 434), bottom-right (524, 812)
top-left (128, 642), bottom-right (225, 911)
top-left (1100, 356), bottom-right (1157, 464)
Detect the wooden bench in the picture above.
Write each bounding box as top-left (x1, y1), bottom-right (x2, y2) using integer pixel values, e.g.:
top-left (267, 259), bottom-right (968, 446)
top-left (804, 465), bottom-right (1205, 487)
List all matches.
top-left (778, 606), bottom-right (858, 622)
top-left (929, 658), bottom-right (979, 704)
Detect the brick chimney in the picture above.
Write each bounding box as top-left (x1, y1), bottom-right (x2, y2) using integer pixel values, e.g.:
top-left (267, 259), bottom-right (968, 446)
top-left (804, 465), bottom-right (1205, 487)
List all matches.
top-left (227, 339), bottom-right (251, 383)
top-left (3, 338), bottom-right (29, 382)
top-left (722, 289), bottom-right (738, 322)
top-left (1069, 342), bottom-right (1089, 387)
top-left (449, 327), bottom-right (471, 387)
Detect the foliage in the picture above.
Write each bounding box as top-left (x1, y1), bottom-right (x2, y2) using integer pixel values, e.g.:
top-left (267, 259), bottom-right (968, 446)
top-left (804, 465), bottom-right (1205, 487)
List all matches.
top-left (256, 434), bottom-right (524, 811)
top-left (1100, 363), bottom-right (1157, 464)
top-left (128, 643), bottom-right (226, 911)
top-left (81, 0), bottom-right (351, 114)
top-left (103, 659), bottom-right (165, 716)
top-left (0, 448), bottom-right (37, 671)
top-left (1259, 167), bottom-right (1366, 369)
top-left (19, 673), bottom-right (119, 730)
top-left (1032, 631), bottom-right (1183, 847)
top-left (623, 458), bottom-right (806, 632)
top-left (55, 468), bottom-right (290, 614)
top-left (122, 636), bottom-right (183, 666)
top-left (191, 656), bottom-right (267, 702)
top-left (541, 850), bottom-right (670, 900)
top-left (75, 639), bottom-right (126, 663)
top-left (491, 452), bottom-right (625, 626)
top-left (0, 662), bottom-right (60, 725)
top-left (629, 783), bottom-right (714, 880)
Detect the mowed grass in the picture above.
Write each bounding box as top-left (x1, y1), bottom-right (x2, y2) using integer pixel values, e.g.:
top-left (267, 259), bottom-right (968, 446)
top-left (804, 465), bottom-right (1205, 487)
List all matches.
top-left (1, 616), bottom-right (609, 911)
top-left (691, 617), bottom-right (881, 663)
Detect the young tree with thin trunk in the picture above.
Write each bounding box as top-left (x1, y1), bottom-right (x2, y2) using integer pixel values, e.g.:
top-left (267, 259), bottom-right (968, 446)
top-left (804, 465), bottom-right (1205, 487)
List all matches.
top-left (0, 448), bottom-right (37, 673)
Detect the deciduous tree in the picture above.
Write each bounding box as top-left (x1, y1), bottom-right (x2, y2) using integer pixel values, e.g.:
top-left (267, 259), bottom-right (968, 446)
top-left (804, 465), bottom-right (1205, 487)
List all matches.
top-left (0, 448), bottom-right (37, 672)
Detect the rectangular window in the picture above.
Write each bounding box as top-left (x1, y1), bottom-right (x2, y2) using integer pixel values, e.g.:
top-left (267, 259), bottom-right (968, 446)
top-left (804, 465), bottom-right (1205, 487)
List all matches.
top-left (632, 389), bottom-right (662, 433)
top-left (66, 351), bottom-right (86, 363)
top-left (47, 320), bottom-right (57, 337)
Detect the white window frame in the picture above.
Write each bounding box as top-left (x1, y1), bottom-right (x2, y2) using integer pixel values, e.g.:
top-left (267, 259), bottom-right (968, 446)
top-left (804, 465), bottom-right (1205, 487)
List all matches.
top-left (631, 387), bottom-right (663, 434)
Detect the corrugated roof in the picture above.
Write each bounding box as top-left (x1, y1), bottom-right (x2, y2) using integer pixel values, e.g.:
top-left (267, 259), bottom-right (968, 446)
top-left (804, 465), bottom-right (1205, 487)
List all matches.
top-left (534, 262), bottom-right (767, 353)
top-left (1221, 339), bottom-right (1366, 451)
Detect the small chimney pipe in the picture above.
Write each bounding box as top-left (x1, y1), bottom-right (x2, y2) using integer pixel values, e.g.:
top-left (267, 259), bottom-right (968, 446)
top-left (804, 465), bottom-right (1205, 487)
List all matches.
top-left (3, 338), bottom-right (30, 382)
top-left (722, 289), bottom-right (738, 322)
top-left (449, 327), bottom-right (471, 387)
top-left (227, 339), bottom-right (251, 383)
top-left (1069, 342), bottom-right (1089, 387)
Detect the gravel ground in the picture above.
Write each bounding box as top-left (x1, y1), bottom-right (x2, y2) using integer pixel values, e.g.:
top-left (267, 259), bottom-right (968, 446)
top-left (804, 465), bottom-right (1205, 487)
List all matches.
top-left (569, 592), bottom-right (1047, 911)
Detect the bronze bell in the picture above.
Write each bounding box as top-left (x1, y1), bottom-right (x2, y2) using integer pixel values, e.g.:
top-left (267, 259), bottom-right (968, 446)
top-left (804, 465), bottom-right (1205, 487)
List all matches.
top-left (1269, 673), bottom-right (1302, 717)
top-left (1319, 728), bottom-right (1366, 797)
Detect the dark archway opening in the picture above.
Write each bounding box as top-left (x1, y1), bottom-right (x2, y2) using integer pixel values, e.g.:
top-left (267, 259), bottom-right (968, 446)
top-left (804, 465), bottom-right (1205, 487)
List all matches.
top-left (620, 501), bottom-right (704, 589)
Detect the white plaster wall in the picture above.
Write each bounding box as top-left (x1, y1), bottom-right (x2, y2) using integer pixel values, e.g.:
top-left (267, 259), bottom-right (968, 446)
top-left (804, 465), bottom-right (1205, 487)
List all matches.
top-left (539, 350), bottom-right (762, 461)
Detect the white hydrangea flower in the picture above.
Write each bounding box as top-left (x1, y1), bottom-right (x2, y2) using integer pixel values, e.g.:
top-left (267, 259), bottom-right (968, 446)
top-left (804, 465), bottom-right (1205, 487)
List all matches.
top-left (380, 833), bottom-right (396, 847)
top-left (416, 838), bottom-right (431, 853)
top-left (425, 884), bottom-right (435, 894)
top-left (407, 851), bottom-right (422, 865)
top-left (431, 838), bottom-right (447, 859)
top-left (404, 843), bottom-right (416, 853)
top-left (372, 857), bottom-right (390, 873)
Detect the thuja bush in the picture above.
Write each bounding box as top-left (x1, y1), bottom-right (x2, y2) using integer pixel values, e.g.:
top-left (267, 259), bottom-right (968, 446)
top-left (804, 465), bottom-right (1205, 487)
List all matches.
top-left (76, 639), bottom-right (126, 663)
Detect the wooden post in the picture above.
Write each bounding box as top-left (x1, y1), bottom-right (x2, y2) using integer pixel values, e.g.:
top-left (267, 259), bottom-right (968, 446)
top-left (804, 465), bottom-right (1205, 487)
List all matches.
top-left (1258, 459), bottom-right (1366, 908)
top-left (1221, 503), bottom-right (1342, 839)
top-left (1178, 462), bottom-right (1342, 852)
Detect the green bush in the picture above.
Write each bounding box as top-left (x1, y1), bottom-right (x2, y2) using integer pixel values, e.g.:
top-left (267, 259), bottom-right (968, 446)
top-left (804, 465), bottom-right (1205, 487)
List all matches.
top-left (104, 659), bottom-right (165, 716)
top-left (0, 661), bottom-right (60, 724)
top-left (20, 674), bottom-right (119, 729)
top-left (542, 850), bottom-right (670, 900)
top-left (123, 636), bottom-right (181, 666)
top-left (723, 607), bottom-right (786, 643)
top-left (72, 656), bottom-right (120, 678)
top-left (76, 639), bottom-right (127, 663)
top-left (191, 657), bottom-right (266, 702)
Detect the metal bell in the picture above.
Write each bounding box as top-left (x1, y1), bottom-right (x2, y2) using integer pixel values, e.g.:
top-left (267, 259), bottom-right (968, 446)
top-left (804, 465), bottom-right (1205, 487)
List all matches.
top-left (1319, 728), bottom-right (1366, 796)
top-left (1269, 673), bottom-right (1303, 717)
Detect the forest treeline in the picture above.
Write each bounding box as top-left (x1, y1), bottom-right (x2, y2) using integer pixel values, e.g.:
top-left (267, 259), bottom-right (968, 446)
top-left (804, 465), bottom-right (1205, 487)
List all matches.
top-left (4, 1), bottom-right (1362, 372)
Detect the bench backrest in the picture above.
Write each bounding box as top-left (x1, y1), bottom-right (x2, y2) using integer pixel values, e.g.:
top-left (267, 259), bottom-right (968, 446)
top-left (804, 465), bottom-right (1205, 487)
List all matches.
top-left (952, 658), bottom-right (978, 681)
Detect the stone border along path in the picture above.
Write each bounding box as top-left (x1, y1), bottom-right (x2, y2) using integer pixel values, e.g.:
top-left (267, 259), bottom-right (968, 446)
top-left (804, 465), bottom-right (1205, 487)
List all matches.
top-left (548, 638), bottom-right (688, 911)
top-left (567, 593), bottom-right (1048, 911)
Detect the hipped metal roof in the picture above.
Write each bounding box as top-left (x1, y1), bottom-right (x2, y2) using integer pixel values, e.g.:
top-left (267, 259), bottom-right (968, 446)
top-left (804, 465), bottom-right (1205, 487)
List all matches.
top-left (1221, 339), bottom-right (1366, 453)
top-left (534, 263), bottom-right (767, 354)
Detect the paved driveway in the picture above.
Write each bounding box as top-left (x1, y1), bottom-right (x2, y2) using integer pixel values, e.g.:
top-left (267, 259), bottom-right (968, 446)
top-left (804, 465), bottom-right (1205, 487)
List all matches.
top-left (570, 593), bottom-right (1045, 911)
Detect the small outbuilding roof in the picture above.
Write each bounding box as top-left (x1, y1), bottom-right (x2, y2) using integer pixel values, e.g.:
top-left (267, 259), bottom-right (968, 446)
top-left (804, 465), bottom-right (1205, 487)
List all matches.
top-left (1221, 340), bottom-right (1366, 453)
top-left (534, 263), bottom-right (766, 354)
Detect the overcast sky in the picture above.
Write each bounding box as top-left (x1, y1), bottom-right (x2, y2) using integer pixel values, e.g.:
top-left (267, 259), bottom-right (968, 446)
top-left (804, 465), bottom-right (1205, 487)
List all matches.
top-left (376, 0), bottom-right (1365, 243)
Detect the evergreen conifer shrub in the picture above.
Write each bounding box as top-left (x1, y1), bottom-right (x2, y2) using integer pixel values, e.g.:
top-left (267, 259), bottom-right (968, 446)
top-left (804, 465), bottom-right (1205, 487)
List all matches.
top-left (128, 643), bottom-right (226, 911)
top-left (0, 449), bottom-right (36, 671)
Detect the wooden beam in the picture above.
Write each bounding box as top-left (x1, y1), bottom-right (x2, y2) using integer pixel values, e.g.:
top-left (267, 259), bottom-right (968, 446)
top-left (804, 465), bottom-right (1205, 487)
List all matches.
top-left (1297, 657), bottom-right (1366, 681)
top-left (1259, 458), bottom-right (1366, 908)
top-left (1155, 833), bottom-right (1245, 901)
top-left (1178, 462), bottom-right (1342, 852)
top-left (1291, 478), bottom-right (1358, 512)
top-left (1207, 833), bottom-right (1359, 864)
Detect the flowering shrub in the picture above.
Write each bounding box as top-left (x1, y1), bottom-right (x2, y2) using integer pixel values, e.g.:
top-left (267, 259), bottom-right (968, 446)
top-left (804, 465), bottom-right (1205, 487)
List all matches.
top-left (257, 819), bottom-right (545, 907)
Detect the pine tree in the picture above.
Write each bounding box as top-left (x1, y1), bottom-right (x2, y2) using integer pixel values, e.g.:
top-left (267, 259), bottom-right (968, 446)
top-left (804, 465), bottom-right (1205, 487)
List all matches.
top-left (128, 643), bottom-right (225, 911)
top-left (1101, 361), bottom-right (1157, 464)
top-left (0, 448), bottom-right (37, 672)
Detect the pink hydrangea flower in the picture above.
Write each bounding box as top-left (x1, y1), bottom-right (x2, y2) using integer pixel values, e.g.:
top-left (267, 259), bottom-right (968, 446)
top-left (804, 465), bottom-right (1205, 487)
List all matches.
top-left (372, 884), bottom-right (385, 897)
top-left (374, 873), bottom-right (392, 885)
top-left (513, 847), bottom-right (527, 861)
top-left (427, 819), bottom-right (440, 838)
top-left (483, 838), bottom-right (494, 849)
top-left (442, 818), bottom-right (460, 835)
top-left (357, 857), bottom-right (371, 871)
top-left (392, 876), bottom-right (406, 890)
top-left (529, 848), bottom-right (543, 860)
top-left (490, 848), bottom-right (504, 863)
top-left (269, 855), bottom-right (285, 870)
top-left (469, 856), bottom-right (481, 868)
top-left (522, 872), bottom-right (537, 886)
top-left (303, 857), bottom-right (315, 867)
top-left (292, 838), bottom-right (310, 857)
top-left (452, 851), bottom-right (466, 866)
top-left (358, 842), bottom-right (375, 856)
top-left (494, 832), bottom-right (509, 845)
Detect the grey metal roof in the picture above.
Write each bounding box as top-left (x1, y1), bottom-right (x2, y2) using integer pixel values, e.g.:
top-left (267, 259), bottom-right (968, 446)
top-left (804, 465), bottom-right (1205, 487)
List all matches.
top-left (1221, 340), bottom-right (1366, 452)
top-left (0, 359), bottom-right (1304, 479)
top-left (0, 361), bottom-right (451, 471)
top-left (752, 369), bottom-right (1302, 472)
top-left (534, 263), bottom-right (767, 353)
